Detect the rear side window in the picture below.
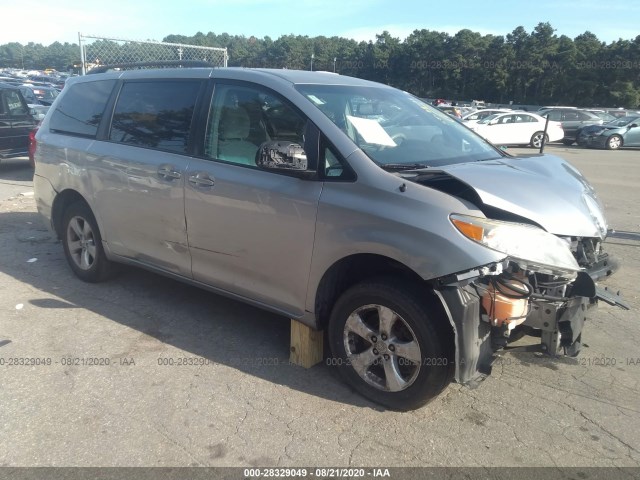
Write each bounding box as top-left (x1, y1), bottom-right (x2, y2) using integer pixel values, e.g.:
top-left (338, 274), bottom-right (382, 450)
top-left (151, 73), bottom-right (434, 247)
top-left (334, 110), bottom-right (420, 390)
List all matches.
top-left (543, 110), bottom-right (561, 121)
top-left (49, 80), bottom-right (116, 137)
top-left (0, 90), bottom-right (28, 115)
top-left (109, 81), bottom-right (201, 153)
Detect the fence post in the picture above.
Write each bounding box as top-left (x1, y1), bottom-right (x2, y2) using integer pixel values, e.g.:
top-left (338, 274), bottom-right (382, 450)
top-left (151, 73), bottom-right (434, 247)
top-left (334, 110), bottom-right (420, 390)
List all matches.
top-left (78, 32), bottom-right (86, 75)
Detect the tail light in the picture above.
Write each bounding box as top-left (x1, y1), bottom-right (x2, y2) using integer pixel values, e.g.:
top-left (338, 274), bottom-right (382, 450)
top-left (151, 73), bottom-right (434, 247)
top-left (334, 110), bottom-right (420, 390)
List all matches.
top-left (28, 127), bottom-right (38, 169)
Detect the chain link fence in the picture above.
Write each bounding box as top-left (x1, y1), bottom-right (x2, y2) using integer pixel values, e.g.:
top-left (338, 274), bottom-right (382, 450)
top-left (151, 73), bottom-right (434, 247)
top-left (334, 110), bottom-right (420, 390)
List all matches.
top-left (78, 33), bottom-right (228, 74)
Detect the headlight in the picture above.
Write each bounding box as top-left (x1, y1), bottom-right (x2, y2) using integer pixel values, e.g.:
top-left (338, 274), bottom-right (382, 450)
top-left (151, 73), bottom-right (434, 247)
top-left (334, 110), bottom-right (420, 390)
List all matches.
top-left (450, 214), bottom-right (580, 277)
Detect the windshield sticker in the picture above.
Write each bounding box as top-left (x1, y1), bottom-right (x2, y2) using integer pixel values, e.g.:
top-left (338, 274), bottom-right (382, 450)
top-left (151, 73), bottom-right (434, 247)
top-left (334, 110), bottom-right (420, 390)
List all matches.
top-left (346, 115), bottom-right (397, 146)
top-left (307, 95), bottom-right (326, 105)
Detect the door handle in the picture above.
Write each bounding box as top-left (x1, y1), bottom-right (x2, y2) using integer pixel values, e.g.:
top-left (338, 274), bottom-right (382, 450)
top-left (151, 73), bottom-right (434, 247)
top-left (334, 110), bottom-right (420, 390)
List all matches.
top-left (158, 165), bottom-right (182, 180)
top-left (188, 173), bottom-right (215, 187)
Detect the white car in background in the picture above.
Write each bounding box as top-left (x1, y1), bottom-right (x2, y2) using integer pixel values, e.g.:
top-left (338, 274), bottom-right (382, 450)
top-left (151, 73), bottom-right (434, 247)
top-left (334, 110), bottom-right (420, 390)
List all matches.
top-left (461, 108), bottom-right (512, 126)
top-left (468, 111), bottom-right (564, 148)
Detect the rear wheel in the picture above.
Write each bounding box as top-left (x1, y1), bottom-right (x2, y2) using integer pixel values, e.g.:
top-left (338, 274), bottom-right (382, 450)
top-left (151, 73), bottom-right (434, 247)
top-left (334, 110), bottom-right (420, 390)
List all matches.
top-left (530, 131), bottom-right (549, 148)
top-left (62, 201), bottom-right (114, 282)
top-left (328, 279), bottom-right (454, 411)
top-left (606, 135), bottom-right (622, 150)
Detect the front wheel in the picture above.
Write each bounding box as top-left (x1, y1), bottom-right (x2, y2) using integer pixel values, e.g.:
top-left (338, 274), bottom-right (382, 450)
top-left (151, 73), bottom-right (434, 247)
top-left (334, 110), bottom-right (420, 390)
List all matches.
top-left (606, 135), bottom-right (622, 150)
top-left (328, 279), bottom-right (454, 411)
top-left (530, 131), bottom-right (549, 148)
top-left (62, 201), bottom-right (114, 282)
top-left (562, 139), bottom-right (574, 146)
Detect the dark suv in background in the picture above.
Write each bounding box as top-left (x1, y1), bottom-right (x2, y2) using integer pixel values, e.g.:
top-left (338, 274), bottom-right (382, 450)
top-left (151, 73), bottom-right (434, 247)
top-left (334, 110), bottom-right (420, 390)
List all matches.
top-left (537, 107), bottom-right (603, 145)
top-left (0, 83), bottom-right (37, 160)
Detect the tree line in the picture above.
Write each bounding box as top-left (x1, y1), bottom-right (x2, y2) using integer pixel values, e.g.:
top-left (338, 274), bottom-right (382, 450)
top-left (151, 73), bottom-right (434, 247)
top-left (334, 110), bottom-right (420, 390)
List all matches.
top-left (1, 22), bottom-right (638, 107)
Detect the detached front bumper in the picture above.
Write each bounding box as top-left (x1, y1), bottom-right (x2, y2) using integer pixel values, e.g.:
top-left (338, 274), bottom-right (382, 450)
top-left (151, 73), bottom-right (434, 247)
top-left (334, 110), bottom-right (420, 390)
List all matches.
top-left (433, 265), bottom-right (629, 386)
top-left (584, 135), bottom-right (609, 149)
top-left (434, 285), bottom-right (493, 385)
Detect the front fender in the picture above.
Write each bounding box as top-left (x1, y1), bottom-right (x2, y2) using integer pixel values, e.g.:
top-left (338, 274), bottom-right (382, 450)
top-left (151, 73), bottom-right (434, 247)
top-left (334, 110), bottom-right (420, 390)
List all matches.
top-left (305, 179), bottom-right (506, 313)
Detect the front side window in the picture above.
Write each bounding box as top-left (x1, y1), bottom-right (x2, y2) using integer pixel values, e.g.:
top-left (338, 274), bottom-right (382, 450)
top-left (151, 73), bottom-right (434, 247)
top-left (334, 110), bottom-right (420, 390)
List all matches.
top-left (204, 84), bottom-right (307, 167)
top-left (563, 111), bottom-right (580, 121)
top-left (296, 84), bottom-right (499, 168)
top-left (49, 80), bottom-right (115, 137)
top-left (110, 81), bottom-right (200, 153)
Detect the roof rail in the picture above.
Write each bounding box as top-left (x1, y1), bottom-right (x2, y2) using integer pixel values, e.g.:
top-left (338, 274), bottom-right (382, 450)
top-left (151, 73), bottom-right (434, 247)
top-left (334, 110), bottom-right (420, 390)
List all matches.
top-left (87, 60), bottom-right (215, 74)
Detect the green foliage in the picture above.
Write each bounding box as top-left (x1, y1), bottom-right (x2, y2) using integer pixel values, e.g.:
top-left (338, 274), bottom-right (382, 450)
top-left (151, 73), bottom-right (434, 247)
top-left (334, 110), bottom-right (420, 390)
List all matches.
top-left (1, 23), bottom-right (639, 107)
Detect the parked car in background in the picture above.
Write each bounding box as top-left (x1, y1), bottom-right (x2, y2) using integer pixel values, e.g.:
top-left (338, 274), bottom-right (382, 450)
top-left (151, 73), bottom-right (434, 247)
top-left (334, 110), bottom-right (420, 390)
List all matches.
top-left (0, 83), bottom-right (38, 160)
top-left (536, 108), bottom-right (603, 145)
top-left (576, 116), bottom-right (640, 150)
top-left (462, 108), bottom-right (512, 126)
top-left (468, 111), bottom-right (564, 147)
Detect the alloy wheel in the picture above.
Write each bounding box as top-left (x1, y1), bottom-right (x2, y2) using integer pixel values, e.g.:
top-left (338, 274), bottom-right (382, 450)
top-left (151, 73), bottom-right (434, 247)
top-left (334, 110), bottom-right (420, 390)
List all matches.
top-left (66, 216), bottom-right (97, 271)
top-left (343, 304), bottom-right (422, 392)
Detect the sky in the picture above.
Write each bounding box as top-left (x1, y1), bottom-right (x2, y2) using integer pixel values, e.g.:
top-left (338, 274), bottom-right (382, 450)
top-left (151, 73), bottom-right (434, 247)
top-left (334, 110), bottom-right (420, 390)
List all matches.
top-left (1, 0), bottom-right (638, 46)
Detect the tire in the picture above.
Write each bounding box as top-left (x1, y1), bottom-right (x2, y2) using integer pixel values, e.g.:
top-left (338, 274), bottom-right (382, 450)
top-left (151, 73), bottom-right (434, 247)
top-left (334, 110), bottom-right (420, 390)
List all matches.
top-left (562, 139), bottom-right (574, 146)
top-left (328, 278), bottom-right (454, 411)
top-left (62, 201), bottom-right (114, 282)
top-left (530, 131), bottom-right (548, 148)
top-left (606, 135), bottom-right (622, 150)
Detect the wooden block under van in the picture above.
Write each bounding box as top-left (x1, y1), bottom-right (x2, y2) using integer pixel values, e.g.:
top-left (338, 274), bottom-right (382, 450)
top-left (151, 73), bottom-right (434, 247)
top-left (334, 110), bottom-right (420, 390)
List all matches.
top-left (289, 319), bottom-right (323, 368)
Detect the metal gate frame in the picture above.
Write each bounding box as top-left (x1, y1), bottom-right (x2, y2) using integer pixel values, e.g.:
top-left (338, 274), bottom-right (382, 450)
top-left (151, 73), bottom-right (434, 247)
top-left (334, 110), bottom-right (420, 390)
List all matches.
top-left (78, 33), bottom-right (228, 74)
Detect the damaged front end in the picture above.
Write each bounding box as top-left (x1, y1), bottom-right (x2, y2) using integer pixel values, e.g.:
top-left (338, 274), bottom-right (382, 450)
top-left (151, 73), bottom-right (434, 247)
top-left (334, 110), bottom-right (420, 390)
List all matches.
top-left (432, 214), bottom-right (629, 386)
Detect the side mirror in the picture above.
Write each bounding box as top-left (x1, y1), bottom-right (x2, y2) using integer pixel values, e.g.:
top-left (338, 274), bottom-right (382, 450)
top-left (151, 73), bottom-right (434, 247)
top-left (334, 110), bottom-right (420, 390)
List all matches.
top-left (629, 124), bottom-right (638, 128)
top-left (256, 141), bottom-right (315, 179)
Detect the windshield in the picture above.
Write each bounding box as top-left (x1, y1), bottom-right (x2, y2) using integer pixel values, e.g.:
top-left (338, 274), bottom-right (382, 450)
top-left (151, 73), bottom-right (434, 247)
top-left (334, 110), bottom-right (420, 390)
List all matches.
top-left (607, 116), bottom-right (639, 127)
top-left (591, 111), bottom-right (616, 122)
top-left (296, 84), bottom-right (501, 168)
top-left (476, 114), bottom-right (501, 125)
top-left (34, 88), bottom-right (59, 101)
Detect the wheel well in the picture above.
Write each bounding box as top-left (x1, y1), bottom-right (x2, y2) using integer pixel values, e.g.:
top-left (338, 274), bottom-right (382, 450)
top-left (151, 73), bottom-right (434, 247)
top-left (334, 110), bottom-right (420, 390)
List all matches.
top-left (314, 254), bottom-right (450, 334)
top-left (51, 189), bottom-right (88, 238)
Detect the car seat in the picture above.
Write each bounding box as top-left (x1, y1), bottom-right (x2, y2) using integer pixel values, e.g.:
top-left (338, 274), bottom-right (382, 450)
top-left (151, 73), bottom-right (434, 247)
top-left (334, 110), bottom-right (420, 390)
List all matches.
top-left (217, 106), bottom-right (259, 166)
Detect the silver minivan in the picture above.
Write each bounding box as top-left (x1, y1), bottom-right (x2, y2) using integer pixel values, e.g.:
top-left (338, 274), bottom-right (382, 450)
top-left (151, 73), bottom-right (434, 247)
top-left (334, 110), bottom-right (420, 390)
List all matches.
top-left (33, 66), bottom-right (627, 410)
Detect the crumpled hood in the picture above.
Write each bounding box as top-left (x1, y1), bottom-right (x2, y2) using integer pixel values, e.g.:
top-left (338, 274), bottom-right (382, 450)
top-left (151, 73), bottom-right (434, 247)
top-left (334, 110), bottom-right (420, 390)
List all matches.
top-left (433, 154), bottom-right (608, 238)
